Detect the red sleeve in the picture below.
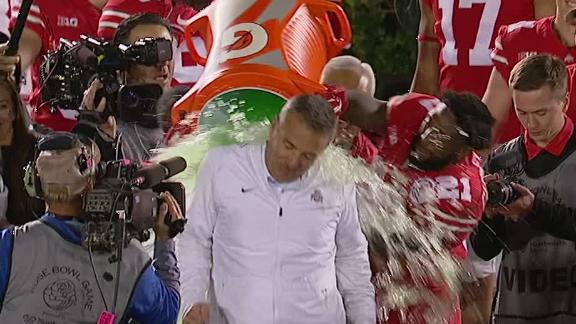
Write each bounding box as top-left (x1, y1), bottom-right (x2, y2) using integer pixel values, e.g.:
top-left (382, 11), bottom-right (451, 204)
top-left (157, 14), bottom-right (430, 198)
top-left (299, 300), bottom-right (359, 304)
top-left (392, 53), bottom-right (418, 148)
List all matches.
top-left (351, 132), bottom-right (378, 163)
top-left (491, 21), bottom-right (536, 83)
top-left (320, 85), bottom-right (349, 118)
top-left (98, 0), bottom-right (167, 39)
top-left (490, 25), bottom-right (514, 82)
top-left (9, 0), bottom-right (49, 52)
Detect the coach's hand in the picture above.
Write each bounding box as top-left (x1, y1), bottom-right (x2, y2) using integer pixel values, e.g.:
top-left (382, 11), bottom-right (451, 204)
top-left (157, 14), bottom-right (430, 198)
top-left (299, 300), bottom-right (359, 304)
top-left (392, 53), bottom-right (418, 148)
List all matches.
top-left (184, 303), bottom-right (210, 324)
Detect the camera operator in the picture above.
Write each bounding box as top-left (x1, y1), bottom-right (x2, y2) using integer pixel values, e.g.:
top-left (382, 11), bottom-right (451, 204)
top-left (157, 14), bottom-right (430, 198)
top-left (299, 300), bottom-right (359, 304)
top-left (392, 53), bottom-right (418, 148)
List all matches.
top-left (0, 132), bottom-right (183, 323)
top-left (0, 0), bottom-right (106, 131)
top-left (98, 0), bottom-right (211, 87)
top-left (470, 54), bottom-right (576, 324)
top-left (81, 13), bottom-right (174, 163)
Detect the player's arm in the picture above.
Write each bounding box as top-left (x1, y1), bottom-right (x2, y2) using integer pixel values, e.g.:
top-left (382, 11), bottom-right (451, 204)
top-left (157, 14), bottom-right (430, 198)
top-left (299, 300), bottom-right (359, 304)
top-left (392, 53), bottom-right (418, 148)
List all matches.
top-left (0, 26), bottom-right (40, 73)
top-left (341, 90), bottom-right (388, 136)
top-left (533, 0), bottom-right (556, 19)
top-left (410, 0), bottom-right (441, 96)
top-left (6, 1), bottom-right (45, 72)
top-left (482, 68), bottom-right (512, 141)
top-left (16, 27), bottom-right (41, 71)
top-left (482, 24), bottom-right (516, 142)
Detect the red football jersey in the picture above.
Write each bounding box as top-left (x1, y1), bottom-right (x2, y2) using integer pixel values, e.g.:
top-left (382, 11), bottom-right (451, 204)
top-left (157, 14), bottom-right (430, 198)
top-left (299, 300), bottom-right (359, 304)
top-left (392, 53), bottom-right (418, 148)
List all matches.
top-left (373, 94), bottom-right (485, 324)
top-left (403, 154), bottom-right (486, 258)
top-left (379, 93), bottom-right (485, 255)
top-left (492, 16), bottom-right (576, 142)
top-left (10, 0), bottom-right (101, 131)
top-left (98, 0), bottom-right (204, 87)
top-left (425, 0), bottom-right (534, 98)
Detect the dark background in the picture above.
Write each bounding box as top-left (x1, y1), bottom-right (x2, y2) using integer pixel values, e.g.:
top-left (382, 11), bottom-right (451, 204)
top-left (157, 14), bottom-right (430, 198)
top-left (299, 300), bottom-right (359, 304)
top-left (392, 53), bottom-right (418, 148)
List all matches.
top-left (343, 0), bottom-right (420, 98)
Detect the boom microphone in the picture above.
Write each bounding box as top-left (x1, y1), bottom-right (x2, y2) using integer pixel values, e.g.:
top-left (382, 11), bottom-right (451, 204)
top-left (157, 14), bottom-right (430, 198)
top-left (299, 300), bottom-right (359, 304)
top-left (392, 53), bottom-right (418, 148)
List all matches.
top-left (133, 157), bottom-right (187, 189)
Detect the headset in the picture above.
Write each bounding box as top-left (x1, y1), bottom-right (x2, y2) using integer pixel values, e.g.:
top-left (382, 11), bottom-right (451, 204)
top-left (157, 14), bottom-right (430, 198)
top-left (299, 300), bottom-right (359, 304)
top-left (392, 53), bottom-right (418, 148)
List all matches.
top-left (24, 132), bottom-right (95, 199)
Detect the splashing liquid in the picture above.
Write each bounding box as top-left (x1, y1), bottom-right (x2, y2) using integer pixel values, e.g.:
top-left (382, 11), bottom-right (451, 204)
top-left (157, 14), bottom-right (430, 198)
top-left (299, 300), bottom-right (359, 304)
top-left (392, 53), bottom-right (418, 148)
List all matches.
top-left (158, 104), bottom-right (468, 324)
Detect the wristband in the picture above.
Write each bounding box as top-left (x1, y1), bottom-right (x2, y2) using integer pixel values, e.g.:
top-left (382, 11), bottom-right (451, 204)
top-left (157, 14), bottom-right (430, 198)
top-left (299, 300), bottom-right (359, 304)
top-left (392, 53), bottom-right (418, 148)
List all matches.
top-left (417, 34), bottom-right (439, 43)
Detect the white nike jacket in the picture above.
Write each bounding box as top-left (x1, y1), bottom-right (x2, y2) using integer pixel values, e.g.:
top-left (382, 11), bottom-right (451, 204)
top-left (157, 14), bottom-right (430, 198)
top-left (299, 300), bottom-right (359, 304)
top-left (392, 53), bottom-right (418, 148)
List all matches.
top-left (179, 143), bottom-right (375, 324)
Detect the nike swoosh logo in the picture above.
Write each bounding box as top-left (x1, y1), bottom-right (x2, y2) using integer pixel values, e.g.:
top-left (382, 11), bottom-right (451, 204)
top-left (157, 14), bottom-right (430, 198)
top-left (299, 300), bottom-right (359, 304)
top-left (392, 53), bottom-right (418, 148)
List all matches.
top-left (241, 188), bottom-right (254, 193)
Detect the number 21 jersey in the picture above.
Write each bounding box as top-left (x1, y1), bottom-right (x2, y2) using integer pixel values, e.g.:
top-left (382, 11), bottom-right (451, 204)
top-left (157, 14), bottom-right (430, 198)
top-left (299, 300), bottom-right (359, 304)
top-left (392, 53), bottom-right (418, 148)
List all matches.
top-left (425, 0), bottom-right (534, 98)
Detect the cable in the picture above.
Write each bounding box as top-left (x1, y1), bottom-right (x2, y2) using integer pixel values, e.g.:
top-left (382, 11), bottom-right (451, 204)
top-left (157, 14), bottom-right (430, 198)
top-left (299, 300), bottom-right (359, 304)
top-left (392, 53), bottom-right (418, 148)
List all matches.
top-left (111, 207), bottom-right (126, 314)
top-left (115, 132), bottom-right (123, 161)
top-left (88, 242), bottom-right (109, 311)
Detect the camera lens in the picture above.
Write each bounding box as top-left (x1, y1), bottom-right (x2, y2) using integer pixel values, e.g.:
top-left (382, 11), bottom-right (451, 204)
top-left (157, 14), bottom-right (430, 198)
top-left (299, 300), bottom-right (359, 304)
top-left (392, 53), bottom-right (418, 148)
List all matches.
top-left (486, 180), bottom-right (517, 206)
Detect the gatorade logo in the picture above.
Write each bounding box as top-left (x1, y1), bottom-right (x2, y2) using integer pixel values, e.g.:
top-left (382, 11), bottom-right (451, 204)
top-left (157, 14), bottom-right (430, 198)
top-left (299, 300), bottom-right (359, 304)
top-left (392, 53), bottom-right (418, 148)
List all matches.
top-left (220, 23), bottom-right (268, 63)
top-left (225, 30), bottom-right (253, 53)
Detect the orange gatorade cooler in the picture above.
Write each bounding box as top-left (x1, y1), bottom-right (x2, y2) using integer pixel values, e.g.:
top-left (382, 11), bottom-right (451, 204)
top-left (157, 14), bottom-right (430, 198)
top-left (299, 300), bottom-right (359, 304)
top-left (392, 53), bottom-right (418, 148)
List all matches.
top-left (170, 0), bottom-right (351, 131)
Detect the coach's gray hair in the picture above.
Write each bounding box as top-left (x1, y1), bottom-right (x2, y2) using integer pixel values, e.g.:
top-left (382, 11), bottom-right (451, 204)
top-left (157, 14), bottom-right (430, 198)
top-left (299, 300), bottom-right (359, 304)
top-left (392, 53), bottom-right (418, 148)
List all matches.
top-left (282, 94), bottom-right (337, 137)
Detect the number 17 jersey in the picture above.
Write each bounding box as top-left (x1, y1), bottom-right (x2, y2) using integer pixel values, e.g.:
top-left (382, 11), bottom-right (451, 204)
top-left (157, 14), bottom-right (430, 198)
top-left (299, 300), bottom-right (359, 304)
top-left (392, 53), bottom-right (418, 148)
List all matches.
top-left (425, 0), bottom-right (534, 98)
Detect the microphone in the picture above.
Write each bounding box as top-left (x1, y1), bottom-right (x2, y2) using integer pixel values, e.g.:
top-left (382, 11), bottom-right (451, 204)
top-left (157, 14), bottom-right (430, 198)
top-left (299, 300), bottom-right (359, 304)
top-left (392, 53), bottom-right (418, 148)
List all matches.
top-left (133, 157), bottom-right (187, 189)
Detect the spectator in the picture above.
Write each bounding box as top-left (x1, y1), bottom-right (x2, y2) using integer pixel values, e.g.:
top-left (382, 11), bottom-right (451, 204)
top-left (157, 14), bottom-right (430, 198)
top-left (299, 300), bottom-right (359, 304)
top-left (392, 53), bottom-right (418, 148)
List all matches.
top-left (4, 0), bottom-right (106, 131)
top-left (181, 94), bottom-right (376, 324)
top-left (0, 132), bottom-right (184, 323)
top-left (471, 54), bottom-right (576, 324)
top-left (0, 0), bottom-right (10, 43)
top-left (0, 74), bottom-right (44, 227)
top-left (484, 0), bottom-right (576, 143)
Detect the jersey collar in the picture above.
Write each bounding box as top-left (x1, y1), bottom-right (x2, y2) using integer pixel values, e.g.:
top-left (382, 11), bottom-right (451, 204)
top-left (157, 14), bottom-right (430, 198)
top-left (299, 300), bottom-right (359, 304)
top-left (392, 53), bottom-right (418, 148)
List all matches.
top-left (524, 117), bottom-right (574, 160)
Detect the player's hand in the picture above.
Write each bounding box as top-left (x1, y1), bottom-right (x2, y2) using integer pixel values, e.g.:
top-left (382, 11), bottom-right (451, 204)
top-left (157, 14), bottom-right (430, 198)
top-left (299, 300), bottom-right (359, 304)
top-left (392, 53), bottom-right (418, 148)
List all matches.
top-left (183, 303), bottom-right (210, 324)
top-left (154, 192), bottom-right (184, 241)
top-left (0, 43), bottom-right (19, 77)
top-left (81, 79), bottom-right (116, 139)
